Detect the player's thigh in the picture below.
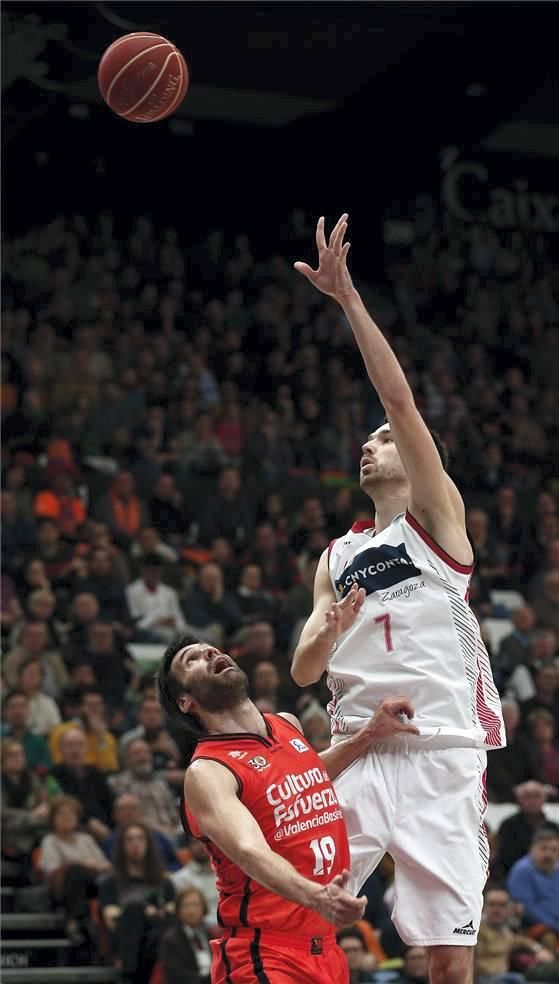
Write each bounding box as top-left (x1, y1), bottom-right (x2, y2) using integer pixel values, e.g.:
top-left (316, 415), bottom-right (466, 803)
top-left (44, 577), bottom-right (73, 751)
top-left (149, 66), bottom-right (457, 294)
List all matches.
top-left (389, 748), bottom-right (488, 946)
top-left (333, 746), bottom-right (394, 895)
top-left (212, 937), bottom-right (348, 983)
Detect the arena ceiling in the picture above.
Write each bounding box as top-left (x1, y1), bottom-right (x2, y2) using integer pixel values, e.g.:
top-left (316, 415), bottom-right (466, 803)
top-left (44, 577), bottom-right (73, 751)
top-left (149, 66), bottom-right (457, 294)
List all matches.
top-left (3, 1), bottom-right (558, 159)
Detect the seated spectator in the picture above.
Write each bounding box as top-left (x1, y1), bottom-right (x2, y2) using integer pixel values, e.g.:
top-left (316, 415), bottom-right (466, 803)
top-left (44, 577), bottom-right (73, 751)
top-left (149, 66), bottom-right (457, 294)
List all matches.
top-left (108, 739), bottom-right (180, 838)
top-left (475, 885), bottom-right (553, 983)
top-left (243, 408), bottom-right (294, 481)
top-left (520, 664), bottom-right (559, 726)
top-left (34, 463), bottom-right (87, 539)
top-left (17, 656), bottom-right (62, 736)
top-left (12, 587), bottom-right (65, 652)
top-left (284, 551), bottom-right (319, 626)
top-left (232, 618), bottom-right (283, 680)
top-left (506, 630), bottom-right (557, 705)
top-left (3, 619), bottom-right (68, 698)
top-left (159, 887), bottom-right (213, 984)
top-left (526, 709), bottom-right (559, 797)
top-left (1, 739), bottom-right (50, 878)
top-left (532, 570), bottom-right (559, 636)
top-left (1, 691), bottom-right (51, 771)
top-left (102, 794), bottom-right (180, 872)
top-left (528, 539), bottom-right (559, 600)
top-left (149, 472), bottom-right (185, 543)
top-left (210, 536), bottom-right (240, 591)
top-left (466, 508), bottom-right (508, 587)
top-left (0, 572), bottom-right (22, 640)
top-left (495, 782), bottom-right (559, 877)
top-left (300, 699), bottom-right (332, 752)
top-left (99, 822), bottom-right (175, 983)
top-left (398, 946), bottom-right (429, 983)
top-left (486, 698), bottom-right (537, 803)
top-left (84, 621), bottom-right (135, 709)
top-left (64, 592), bottom-right (100, 666)
top-left (49, 727), bottom-right (114, 841)
top-left (119, 695), bottom-right (181, 781)
top-left (94, 471), bottom-right (148, 551)
top-left (1, 487), bottom-right (36, 571)
top-left (77, 547), bottom-right (132, 632)
top-left (336, 926), bottom-right (378, 982)
top-left (126, 554), bottom-right (187, 643)
top-left (130, 526), bottom-right (178, 572)
top-left (247, 521), bottom-right (296, 594)
top-left (49, 685), bottom-right (119, 772)
top-left (507, 830), bottom-right (559, 945)
top-left (33, 517), bottom-right (75, 582)
top-left (171, 838), bottom-right (218, 923)
top-left (290, 495), bottom-right (328, 554)
top-left (236, 563), bottom-right (278, 623)
top-left (199, 466), bottom-right (252, 550)
top-left (183, 562), bottom-right (242, 640)
top-left (496, 606), bottom-right (537, 681)
top-left (250, 659), bottom-right (282, 713)
top-left (39, 794), bottom-right (111, 944)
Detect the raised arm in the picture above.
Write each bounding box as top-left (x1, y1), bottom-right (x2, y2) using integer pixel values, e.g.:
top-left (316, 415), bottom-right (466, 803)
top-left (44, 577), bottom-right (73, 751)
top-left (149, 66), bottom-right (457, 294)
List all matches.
top-left (291, 548), bottom-right (365, 687)
top-left (184, 759), bottom-right (365, 927)
top-left (295, 215), bottom-right (472, 564)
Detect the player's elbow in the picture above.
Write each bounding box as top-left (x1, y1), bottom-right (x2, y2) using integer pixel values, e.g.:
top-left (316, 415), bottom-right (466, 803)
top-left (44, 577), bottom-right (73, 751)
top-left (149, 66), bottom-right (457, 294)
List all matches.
top-left (382, 386), bottom-right (415, 416)
top-left (291, 656), bottom-right (320, 688)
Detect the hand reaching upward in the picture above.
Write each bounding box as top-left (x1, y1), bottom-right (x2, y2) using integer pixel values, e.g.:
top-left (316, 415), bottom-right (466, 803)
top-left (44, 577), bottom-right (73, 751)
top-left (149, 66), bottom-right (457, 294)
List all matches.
top-left (294, 214), bottom-right (354, 301)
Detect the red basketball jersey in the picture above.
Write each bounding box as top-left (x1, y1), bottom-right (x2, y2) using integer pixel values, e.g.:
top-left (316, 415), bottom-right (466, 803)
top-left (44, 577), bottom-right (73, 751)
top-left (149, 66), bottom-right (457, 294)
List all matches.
top-left (184, 713), bottom-right (350, 938)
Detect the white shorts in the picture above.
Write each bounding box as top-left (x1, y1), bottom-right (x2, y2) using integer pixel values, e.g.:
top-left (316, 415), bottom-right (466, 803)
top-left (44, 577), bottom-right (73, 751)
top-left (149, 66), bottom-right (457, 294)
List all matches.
top-left (334, 742), bottom-right (489, 947)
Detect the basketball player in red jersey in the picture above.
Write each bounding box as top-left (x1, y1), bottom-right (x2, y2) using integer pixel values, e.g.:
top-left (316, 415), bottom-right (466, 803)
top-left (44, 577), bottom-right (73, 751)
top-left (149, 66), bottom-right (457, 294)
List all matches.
top-left (292, 215), bottom-right (505, 984)
top-left (157, 635), bottom-right (419, 983)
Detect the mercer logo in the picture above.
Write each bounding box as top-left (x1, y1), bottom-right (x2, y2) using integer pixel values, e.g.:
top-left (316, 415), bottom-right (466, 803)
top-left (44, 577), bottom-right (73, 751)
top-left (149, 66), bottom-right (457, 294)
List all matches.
top-left (336, 542), bottom-right (421, 599)
top-left (453, 920), bottom-right (476, 936)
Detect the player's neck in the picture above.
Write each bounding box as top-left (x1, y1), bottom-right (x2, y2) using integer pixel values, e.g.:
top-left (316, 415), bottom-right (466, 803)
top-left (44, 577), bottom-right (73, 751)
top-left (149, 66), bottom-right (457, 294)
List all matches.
top-left (203, 699), bottom-right (268, 738)
top-left (371, 487), bottom-right (409, 535)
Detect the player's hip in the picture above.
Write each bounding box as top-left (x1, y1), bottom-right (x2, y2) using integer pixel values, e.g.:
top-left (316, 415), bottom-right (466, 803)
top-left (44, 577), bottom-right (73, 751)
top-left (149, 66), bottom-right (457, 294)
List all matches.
top-left (211, 927), bottom-right (347, 984)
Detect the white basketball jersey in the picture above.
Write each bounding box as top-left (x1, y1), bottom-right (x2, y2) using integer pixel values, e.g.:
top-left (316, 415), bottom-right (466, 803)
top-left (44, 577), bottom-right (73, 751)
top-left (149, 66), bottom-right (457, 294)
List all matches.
top-left (327, 511), bottom-right (505, 750)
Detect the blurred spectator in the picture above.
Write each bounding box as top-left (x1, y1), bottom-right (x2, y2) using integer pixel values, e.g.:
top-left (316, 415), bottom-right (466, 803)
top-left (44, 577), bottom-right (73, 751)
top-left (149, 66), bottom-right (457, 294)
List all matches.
top-left (98, 822), bottom-right (175, 982)
top-left (33, 517), bottom-right (75, 581)
top-left (495, 782), bottom-right (559, 877)
top-left (50, 685), bottom-right (118, 772)
top-left (102, 794), bottom-right (180, 872)
top-left (149, 472), bottom-right (185, 542)
top-left (526, 710), bottom-right (559, 796)
top-left (171, 838), bottom-right (218, 924)
top-left (1, 739), bottom-right (50, 871)
top-left (39, 795), bottom-right (111, 944)
top-left (199, 466), bottom-right (252, 549)
top-left (236, 562), bottom-right (278, 622)
top-left (15, 586), bottom-right (65, 651)
top-left (130, 526), bottom-right (178, 570)
top-left (108, 739), bottom-right (179, 838)
top-left (95, 471), bottom-right (148, 550)
top-left (496, 607), bottom-right (537, 681)
top-left (1, 691), bottom-right (51, 771)
top-left (250, 659), bottom-right (282, 712)
top-left (486, 699), bottom-right (537, 803)
top-left (64, 592), bottom-right (100, 665)
top-left (506, 630), bottom-right (557, 705)
top-left (507, 829), bottom-right (559, 937)
top-left (466, 508), bottom-right (507, 586)
top-left (159, 886), bottom-right (212, 984)
top-left (247, 522), bottom-right (296, 594)
top-left (520, 664), bottom-right (559, 726)
top-left (398, 945), bottom-right (429, 983)
top-left (1, 487), bottom-right (36, 570)
top-left (300, 699), bottom-right (332, 753)
top-left (532, 571), bottom-right (559, 636)
top-left (49, 727), bottom-right (114, 841)
top-left (528, 540), bottom-right (559, 601)
top-left (233, 618), bottom-right (283, 680)
top-left (475, 886), bottom-right (550, 983)
top-left (243, 407), bottom-right (294, 480)
top-left (84, 621), bottom-right (134, 708)
top-left (290, 495), bottom-right (328, 554)
top-left (119, 695), bottom-right (181, 778)
top-left (0, 572), bottom-right (23, 637)
top-left (17, 656), bottom-right (62, 736)
top-left (34, 463), bottom-right (87, 538)
top-left (183, 562), bottom-right (242, 641)
top-left (77, 547), bottom-right (132, 631)
top-left (3, 619), bottom-right (68, 697)
top-left (126, 554), bottom-right (187, 643)
top-left (336, 926), bottom-right (377, 982)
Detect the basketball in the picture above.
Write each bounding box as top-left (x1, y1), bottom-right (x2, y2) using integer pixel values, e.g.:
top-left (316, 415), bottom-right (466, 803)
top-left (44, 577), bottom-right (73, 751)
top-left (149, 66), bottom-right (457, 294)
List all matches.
top-left (98, 32), bottom-right (189, 124)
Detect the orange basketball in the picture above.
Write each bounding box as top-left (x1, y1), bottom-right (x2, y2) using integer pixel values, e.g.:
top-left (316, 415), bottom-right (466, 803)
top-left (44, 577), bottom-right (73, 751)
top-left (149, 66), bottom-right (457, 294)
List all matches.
top-left (98, 32), bottom-right (189, 123)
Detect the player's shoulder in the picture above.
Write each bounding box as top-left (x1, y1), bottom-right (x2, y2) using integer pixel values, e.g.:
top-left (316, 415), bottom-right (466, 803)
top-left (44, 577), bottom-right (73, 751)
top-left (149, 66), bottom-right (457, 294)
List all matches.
top-left (275, 711), bottom-right (303, 734)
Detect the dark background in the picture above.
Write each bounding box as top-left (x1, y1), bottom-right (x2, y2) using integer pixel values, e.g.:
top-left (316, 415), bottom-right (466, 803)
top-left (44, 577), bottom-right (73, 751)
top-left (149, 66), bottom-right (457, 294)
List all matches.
top-left (3, 2), bottom-right (558, 271)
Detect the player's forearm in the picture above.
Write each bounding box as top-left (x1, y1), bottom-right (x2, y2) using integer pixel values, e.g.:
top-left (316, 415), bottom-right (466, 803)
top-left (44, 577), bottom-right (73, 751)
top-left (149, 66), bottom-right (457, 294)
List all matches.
top-left (319, 726), bottom-right (372, 780)
top-left (291, 626), bottom-right (334, 686)
top-left (338, 288), bottom-right (413, 410)
top-left (238, 842), bottom-right (320, 911)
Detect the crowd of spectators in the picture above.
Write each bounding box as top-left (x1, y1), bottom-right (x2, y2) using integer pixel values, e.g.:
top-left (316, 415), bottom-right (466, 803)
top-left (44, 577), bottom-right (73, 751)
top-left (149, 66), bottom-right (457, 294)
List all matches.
top-left (2, 199), bottom-right (559, 982)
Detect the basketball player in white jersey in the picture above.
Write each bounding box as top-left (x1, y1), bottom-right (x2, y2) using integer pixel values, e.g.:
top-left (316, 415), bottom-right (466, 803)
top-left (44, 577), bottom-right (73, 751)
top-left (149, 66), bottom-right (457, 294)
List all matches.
top-left (291, 214), bottom-right (505, 984)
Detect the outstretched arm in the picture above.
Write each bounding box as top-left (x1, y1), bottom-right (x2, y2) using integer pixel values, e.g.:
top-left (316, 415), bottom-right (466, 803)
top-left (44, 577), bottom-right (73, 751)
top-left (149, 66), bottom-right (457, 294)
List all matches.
top-left (295, 216), bottom-right (472, 563)
top-left (291, 548), bottom-right (365, 687)
top-left (184, 760), bottom-right (366, 927)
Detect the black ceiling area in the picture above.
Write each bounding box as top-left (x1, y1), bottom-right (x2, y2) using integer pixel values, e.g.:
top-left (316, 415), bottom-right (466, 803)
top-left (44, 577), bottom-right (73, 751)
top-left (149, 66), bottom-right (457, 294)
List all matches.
top-left (2, 2), bottom-right (557, 236)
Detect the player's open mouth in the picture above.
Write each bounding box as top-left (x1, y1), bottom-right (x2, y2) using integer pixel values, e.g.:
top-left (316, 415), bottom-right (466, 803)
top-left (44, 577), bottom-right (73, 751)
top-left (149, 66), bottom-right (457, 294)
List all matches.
top-left (212, 655), bottom-right (233, 674)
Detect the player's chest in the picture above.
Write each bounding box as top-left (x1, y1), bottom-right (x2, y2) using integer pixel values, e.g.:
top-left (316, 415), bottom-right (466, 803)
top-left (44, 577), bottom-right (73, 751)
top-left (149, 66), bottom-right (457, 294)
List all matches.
top-left (331, 535), bottom-right (427, 603)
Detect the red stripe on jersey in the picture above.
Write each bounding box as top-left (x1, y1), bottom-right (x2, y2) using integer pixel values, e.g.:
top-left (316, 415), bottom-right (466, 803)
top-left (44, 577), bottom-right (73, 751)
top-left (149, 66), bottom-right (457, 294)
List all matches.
top-left (475, 666), bottom-right (503, 747)
top-left (328, 538), bottom-right (337, 560)
top-left (405, 511), bottom-right (473, 574)
top-left (350, 520), bottom-right (375, 533)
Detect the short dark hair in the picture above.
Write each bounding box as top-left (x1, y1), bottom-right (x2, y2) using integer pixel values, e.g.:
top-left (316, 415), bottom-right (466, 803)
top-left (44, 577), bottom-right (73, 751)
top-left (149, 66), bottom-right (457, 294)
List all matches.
top-left (141, 552), bottom-right (164, 568)
top-left (2, 690), bottom-right (28, 712)
top-left (156, 634), bottom-right (205, 737)
top-left (532, 828), bottom-right (559, 847)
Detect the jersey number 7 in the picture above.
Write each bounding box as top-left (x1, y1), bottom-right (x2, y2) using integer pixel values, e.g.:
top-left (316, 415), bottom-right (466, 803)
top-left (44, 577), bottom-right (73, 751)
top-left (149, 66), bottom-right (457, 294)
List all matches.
top-left (374, 612), bottom-right (394, 652)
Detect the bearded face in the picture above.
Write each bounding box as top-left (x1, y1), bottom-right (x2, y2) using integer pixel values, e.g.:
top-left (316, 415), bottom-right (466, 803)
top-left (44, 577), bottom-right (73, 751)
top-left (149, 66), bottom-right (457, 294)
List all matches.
top-left (359, 425), bottom-right (408, 493)
top-left (174, 644), bottom-right (249, 715)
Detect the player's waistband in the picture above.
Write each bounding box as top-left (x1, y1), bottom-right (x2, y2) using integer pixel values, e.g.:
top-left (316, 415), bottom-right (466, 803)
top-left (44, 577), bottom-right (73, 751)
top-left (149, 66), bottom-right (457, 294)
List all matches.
top-left (219, 925), bottom-right (337, 953)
